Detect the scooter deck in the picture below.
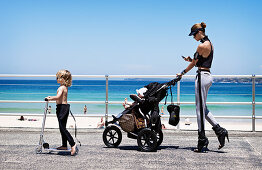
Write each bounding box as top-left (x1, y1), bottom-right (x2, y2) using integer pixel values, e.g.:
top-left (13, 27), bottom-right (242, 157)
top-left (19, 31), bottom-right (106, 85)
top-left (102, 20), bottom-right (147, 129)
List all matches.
top-left (44, 148), bottom-right (71, 152)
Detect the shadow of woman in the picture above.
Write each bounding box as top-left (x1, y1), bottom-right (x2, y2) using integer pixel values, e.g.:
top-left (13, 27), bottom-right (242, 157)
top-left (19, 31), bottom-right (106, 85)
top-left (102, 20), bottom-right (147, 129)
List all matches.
top-left (109, 145), bottom-right (227, 153)
top-left (158, 145), bottom-right (227, 153)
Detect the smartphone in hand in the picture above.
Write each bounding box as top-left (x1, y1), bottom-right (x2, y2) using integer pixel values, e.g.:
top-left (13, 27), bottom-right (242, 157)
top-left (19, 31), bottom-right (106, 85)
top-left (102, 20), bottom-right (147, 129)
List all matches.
top-left (182, 56), bottom-right (192, 62)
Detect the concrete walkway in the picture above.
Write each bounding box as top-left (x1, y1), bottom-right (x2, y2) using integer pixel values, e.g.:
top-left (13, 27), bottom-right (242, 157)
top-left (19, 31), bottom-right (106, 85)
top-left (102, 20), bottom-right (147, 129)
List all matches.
top-left (0, 128), bottom-right (262, 170)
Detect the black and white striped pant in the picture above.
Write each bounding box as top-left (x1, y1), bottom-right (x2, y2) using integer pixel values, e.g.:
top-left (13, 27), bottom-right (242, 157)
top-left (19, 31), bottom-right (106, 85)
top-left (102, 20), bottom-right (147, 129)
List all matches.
top-left (195, 71), bottom-right (218, 132)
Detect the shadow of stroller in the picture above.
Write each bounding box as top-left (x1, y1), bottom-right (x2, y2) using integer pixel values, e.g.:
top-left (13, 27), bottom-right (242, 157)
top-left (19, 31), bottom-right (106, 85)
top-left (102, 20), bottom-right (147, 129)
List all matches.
top-left (117, 145), bottom-right (157, 152)
top-left (157, 145), bottom-right (179, 150)
top-left (118, 145), bottom-right (140, 151)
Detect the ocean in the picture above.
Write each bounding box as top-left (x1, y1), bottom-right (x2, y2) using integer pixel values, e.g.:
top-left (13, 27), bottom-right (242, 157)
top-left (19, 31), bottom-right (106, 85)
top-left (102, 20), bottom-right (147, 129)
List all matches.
top-left (0, 79), bottom-right (261, 116)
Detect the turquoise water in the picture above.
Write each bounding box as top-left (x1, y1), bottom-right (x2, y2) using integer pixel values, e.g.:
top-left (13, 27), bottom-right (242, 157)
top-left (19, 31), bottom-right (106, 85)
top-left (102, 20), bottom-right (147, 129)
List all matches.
top-left (0, 79), bottom-right (261, 116)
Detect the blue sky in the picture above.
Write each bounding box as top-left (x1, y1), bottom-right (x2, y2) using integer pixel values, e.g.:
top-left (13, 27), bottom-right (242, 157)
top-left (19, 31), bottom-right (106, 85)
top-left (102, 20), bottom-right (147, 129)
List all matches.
top-left (0, 0), bottom-right (261, 75)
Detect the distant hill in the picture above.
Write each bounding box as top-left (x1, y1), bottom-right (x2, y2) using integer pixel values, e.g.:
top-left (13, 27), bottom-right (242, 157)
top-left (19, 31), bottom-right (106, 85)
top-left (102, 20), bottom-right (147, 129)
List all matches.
top-left (213, 77), bottom-right (261, 83)
top-left (124, 78), bottom-right (171, 81)
top-left (124, 77), bottom-right (262, 83)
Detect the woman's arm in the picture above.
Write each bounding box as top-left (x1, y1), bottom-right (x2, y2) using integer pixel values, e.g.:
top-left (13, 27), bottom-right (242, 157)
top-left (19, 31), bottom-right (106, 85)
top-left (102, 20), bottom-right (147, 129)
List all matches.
top-left (185, 59), bottom-right (197, 73)
top-left (178, 44), bottom-right (205, 76)
top-left (177, 58), bottom-right (198, 77)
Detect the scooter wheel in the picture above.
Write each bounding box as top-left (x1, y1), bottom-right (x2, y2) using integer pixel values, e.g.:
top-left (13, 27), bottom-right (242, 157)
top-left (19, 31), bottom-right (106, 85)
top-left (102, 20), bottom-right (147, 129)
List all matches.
top-left (137, 128), bottom-right (157, 152)
top-left (35, 146), bottom-right (42, 154)
top-left (43, 143), bottom-right (49, 149)
top-left (103, 125), bottom-right (122, 148)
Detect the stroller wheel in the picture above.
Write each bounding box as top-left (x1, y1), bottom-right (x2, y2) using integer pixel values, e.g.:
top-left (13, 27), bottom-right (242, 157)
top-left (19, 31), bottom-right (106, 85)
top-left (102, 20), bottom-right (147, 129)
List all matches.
top-left (155, 130), bottom-right (163, 147)
top-left (103, 125), bottom-right (122, 148)
top-left (137, 128), bottom-right (157, 152)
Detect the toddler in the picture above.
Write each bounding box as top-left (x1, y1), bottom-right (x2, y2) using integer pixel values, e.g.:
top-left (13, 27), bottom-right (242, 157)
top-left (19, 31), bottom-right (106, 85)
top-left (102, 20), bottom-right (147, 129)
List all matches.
top-left (45, 69), bottom-right (77, 156)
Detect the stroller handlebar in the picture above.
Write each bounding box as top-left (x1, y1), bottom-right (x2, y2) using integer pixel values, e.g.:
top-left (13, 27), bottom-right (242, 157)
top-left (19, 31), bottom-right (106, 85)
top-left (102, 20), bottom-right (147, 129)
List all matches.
top-left (166, 76), bottom-right (181, 87)
top-left (147, 76), bottom-right (181, 97)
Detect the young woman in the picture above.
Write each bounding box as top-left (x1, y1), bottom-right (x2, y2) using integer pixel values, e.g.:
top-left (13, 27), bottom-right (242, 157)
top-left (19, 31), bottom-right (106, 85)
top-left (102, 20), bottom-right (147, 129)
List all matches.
top-left (177, 22), bottom-right (229, 152)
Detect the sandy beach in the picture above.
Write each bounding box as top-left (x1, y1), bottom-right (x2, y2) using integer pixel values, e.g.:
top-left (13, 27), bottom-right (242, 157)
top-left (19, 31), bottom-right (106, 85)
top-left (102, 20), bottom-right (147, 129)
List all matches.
top-left (0, 113), bottom-right (261, 131)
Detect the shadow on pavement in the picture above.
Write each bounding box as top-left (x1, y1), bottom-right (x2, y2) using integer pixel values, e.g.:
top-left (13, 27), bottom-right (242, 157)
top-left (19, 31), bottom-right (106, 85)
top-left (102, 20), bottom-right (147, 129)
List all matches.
top-left (115, 145), bottom-right (227, 153)
top-left (159, 145), bottom-right (227, 153)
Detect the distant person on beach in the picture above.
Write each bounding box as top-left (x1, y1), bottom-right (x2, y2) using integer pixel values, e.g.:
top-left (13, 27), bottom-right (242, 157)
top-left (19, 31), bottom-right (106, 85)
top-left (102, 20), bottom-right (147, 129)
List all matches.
top-left (48, 106), bottom-right (51, 114)
top-left (97, 116), bottom-right (105, 128)
top-left (161, 124), bottom-right (166, 129)
top-left (177, 22), bottom-right (229, 152)
top-left (18, 116), bottom-right (25, 121)
top-left (84, 105), bottom-right (87, 114)
top-left (45, 69), bottom-right (78, 156)
top-left (160, 106), bottom-right (165, 115)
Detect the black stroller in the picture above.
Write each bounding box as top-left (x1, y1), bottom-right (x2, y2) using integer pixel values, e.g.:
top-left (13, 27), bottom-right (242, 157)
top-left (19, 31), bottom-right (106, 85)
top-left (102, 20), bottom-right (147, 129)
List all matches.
top-left (102, 77), bottom-right (180, 152)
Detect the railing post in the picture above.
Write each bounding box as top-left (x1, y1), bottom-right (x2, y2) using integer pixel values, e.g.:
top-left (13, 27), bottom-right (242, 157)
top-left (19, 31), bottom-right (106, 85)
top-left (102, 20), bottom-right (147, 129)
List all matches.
top-left (252, 74), bottom-right (256, 132)
top-left (105, 75), bottom-right (109, 123)
top-left (177, 80), bottom-right (181, 130)
top-left (177, 80), bottom-right (180, 105)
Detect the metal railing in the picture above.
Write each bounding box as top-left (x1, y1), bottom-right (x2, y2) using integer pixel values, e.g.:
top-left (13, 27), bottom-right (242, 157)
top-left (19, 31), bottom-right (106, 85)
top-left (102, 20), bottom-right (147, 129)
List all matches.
top-left (0, 74), bottom-right (261, 131)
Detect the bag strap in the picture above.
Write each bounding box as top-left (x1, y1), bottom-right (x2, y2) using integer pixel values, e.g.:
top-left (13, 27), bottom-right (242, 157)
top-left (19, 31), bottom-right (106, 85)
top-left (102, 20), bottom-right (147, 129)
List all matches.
top-left (164, 86), bottom-right (174, 105)
top-left (70, 110), bottom-right (81, 146)
top-left (170, 86), bottom-right (174, 104)
top-left (164, 90), bottom-right (168, 105)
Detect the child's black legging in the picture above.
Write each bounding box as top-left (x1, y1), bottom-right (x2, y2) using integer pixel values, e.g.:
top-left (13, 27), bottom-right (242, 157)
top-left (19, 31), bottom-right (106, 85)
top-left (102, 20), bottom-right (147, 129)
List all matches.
top-left (56, 104), bottom-right (75, 147)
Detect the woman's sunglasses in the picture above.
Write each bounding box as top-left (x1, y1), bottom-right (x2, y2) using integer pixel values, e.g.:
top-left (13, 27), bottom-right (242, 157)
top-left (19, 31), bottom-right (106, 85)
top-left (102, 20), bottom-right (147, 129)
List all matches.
top-left (193, 31), bottom-right (198, 37)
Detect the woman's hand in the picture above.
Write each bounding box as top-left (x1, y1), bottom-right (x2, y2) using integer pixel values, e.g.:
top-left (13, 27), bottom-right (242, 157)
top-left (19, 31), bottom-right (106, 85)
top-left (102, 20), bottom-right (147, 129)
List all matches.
top-left (184, 56), bottom-right (193, 62)
top-left (176, 73), bottom-right (182, 79)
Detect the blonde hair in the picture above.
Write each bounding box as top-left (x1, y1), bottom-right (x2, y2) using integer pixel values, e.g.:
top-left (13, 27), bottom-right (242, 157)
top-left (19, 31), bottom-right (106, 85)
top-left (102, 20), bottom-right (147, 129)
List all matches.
top-left (56, 69), bottom-right (72, 87)
top-left (191, 22), bottom-right (206, 33)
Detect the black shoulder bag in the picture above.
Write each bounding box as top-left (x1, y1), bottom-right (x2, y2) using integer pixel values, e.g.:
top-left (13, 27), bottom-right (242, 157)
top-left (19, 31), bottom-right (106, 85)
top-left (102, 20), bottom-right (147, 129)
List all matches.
top-left (167, 87), bottom-right (180, 126)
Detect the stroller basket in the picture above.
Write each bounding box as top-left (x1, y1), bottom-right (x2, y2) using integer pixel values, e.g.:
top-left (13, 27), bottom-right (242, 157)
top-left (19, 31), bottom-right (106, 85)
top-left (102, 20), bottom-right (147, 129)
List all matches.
top-left (119, 114), bottom-right (135, 132)
top-left (119, 110), bottom-right (146, 133)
